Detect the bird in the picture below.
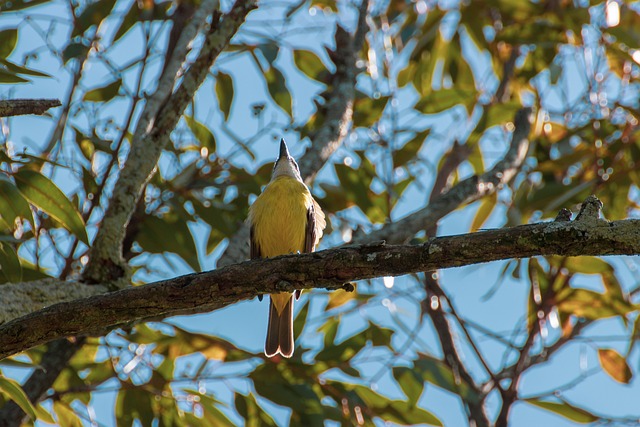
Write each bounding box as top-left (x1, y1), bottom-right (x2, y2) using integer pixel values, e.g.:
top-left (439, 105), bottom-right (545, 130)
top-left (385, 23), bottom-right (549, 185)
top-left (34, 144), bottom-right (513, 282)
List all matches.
top-left (247, 138), bottom-right (326, 358)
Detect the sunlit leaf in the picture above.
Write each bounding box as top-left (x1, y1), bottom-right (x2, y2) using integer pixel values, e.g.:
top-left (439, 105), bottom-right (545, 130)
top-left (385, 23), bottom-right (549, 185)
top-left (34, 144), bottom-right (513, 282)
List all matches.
top-left (83, 79), bottom-right (122, 102)
top-left (14, 169), bottom-right (89, 245)
top-left (598, 348), bottom-right (632, 384)
top-left (0, 376), bottom-right (37, 420)
top-left (471, 192), bottom-right (497, 231)
top-left (293, 49), bottom-right (327, 81)
top-left (525, 399), bottom-right (599, 423)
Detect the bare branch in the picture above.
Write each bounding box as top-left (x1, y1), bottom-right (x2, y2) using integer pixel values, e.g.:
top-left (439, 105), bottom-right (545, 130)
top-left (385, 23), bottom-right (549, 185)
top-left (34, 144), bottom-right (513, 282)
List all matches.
top-left (84, 0), bottom-right (257, 284)
top-left (0, 99), bottom-right (61, 117)
top-left (1, 204), bottom-right (638, 360)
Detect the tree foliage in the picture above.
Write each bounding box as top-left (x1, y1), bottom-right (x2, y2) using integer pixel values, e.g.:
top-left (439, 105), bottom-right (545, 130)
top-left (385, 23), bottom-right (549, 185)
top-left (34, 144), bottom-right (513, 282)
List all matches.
top-left (0, 0), bottom-right (639, 426)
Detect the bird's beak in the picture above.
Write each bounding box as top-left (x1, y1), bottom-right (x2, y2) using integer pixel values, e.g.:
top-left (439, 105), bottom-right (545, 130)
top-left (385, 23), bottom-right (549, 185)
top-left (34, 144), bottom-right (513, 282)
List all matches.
top-left (279, 138), bottom-right (290, 160)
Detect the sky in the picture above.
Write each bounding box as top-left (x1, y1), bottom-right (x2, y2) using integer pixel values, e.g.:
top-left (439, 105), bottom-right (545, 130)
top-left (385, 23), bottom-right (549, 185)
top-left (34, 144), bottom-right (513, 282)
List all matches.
top-left (1, 0), bottom-right (639, 426)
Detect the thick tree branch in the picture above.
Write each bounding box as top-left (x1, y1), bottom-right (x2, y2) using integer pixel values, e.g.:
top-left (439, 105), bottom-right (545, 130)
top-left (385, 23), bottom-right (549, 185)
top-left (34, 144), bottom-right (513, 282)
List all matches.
top-left (0, 99), bottom-right (61, 117)
top-left (1, 202), bottom-right (638, 360)
top-left (84, 0), bottom-right (257, 284)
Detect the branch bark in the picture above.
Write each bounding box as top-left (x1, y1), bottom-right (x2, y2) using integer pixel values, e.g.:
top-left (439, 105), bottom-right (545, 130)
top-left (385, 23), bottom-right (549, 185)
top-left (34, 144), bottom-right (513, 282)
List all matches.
top-left (1, 202), bottom-right (638, 360)
top-left (84, 0), bottom-right (257, 284)
top-left (0, 99), bottom-right (61, 117)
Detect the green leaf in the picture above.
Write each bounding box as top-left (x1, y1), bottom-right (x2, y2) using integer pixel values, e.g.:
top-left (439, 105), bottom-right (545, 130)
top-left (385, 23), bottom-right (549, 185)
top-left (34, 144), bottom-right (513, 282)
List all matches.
top-left (0, 59), bottom-right (51, 77)
top-left (0, 29), bottom-right (18, 58)
top-left (0, 175), bottom-right (34, 229)
top-left (0, 377), bottom-right (37, 420)
top-left (83, 79), bottom-right (122, 102)
top-left (0, 0), bottom-right (51, 12)
top-left (115, 387), bottom-right (154, 427)
top-left (471, 192), bottom-right (497, 231)
top-left (353, 93), bottom-right (389, 127)
top-left (525, 398), bottom-right (599, 424)
top-left (0, 242), bottom-right (22, 282)
top-left (0, 69), bottom-right (29, 84)
top-left (62, 42), bottom-right (90, 64)
top-left (215, 71), bottom-right (234, 121)
top-left (14, 169), bottom-right (89, 245)
top-left (598, 348), bottom-right (632, 384)
top-left (293, 49), bottom-right (326, 81)
top-left (264, 66), bottom-right (292, 117)
top-left (414, 354), bottom-right (480, 405)
top-left (392, 367), bottom-right (424, 404)
top-left (136, 213), bottom-right (200, 272)
top-left (73, 0), bottom-right (115, 37)
top-left (185, 115), bottom-right (216, 151)
top-left (415, 88), bottom-right (476, 115)
top-left (394, 129), bottom-right (430, 167)
top-left (53, 402), bottom-right (83, 427)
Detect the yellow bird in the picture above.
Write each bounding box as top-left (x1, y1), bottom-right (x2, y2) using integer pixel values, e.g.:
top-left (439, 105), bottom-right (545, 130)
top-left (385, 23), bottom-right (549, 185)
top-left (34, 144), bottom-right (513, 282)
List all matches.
top-left (248, 139), bottom-right (326, 358)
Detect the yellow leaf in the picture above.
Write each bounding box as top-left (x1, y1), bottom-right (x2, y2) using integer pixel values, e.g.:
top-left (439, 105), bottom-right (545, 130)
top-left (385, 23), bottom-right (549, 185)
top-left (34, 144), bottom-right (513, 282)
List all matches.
top-left (598, 349), bottom-right (632, 384)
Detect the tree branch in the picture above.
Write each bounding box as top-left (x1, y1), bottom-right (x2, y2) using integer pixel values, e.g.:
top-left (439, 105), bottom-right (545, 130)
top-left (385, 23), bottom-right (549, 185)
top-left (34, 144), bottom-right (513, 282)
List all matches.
top-left (0, 99), bottom-right (61, 117)
top-left (1, 200), bottom-right (638, 360)
top-left (84, 0), bottom-right (257, 284)
top-left (355, 107), bottom-right (533, 244)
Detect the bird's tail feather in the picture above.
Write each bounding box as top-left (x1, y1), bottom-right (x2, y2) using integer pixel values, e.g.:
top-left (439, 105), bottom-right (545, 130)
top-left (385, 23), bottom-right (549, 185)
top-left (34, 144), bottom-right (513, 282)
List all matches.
top-left (265, 296), bottom-right (294, 358)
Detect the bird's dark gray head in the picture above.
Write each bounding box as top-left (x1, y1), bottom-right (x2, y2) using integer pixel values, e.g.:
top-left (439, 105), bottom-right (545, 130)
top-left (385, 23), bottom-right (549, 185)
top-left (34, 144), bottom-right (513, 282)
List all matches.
top-left (272, 138), bottom-right (302, 182)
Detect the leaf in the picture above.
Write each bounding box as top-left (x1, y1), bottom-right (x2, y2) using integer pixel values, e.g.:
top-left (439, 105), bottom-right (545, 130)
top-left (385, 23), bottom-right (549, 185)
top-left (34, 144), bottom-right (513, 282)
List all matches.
top-left (353, 93), bottom-right (389, 127)
top-left (62, 42), bottom-right (90, 64)
top-left (415, 88), bottom-right (476, 115)
top-left (73, 0), bottom-right (115, 37)
top-left (326, 288), bottom-right (355, 310)
top-left (0, 377), bottom-right (37, 420)
top-left (471, 192), bottom-right (497, 231)
top-left (115, 388), bottom-right (155, 427)
top-left (0, 242), bottom-right (22, 282)
top-left (394, 129), bottom-right (430, 168)
top-left (598, 349), bottom-right (632, 384)
top-left (235, 393), bottom-right (278, 427)
top-left (215, 71), bottom-right (234, 121)
top-left (392, 367), bottom-right (424, 404)
top-left (0, 69), bottom-right (29, 84)
top-left (0, 29), bottom-right (18, 58)
top-left (136, 213), bottom-right (199, 272)
top-left (0, 175), bottom-right (34, 229)
top-left (0, 59), bottom-right (51, 77)
top-left (525, 399), bottom-right (599, 423)
top-left (264, 66), bottom-right (292, 117)
top-left (14, 170), bottom-right (88, 244)
top-left (185, 115), bottom-right (216, 151)
top-left (83, 79), bottom-right (122, 102)
top-left (293, 49), bottom-right (326, 81)
top-left (53, 402), bottom-right (83, 427)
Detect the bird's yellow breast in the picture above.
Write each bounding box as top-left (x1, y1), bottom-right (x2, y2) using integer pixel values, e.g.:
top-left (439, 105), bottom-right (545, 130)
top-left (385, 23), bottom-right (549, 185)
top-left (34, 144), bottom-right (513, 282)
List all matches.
top-left (248, 176), bottom-right (313, 257)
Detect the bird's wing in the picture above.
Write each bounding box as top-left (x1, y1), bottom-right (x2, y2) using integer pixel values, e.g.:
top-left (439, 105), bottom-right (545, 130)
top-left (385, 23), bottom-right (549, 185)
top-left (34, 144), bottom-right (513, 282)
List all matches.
top-left (250, 225), bottom-right (261, 259)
